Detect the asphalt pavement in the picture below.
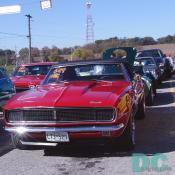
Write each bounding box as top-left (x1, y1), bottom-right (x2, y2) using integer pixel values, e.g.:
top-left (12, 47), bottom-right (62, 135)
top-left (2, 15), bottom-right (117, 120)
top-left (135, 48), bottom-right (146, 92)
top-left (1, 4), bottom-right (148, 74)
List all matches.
top-left (0, 75), bottom-right (175, 175)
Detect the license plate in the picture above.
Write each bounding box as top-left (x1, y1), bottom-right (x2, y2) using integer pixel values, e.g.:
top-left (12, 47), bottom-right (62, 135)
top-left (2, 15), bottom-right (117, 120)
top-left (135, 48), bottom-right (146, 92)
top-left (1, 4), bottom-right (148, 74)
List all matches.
top-left (46, 132), bottom-right (69, 142)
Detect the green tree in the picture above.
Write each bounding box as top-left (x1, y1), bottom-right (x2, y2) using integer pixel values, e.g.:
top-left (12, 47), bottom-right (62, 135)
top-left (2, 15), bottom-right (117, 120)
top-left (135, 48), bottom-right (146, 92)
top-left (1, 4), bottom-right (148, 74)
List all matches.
top-left (72, 48), bottom-right (94, 60)
top-left (48, 46), bottom-right (64, 62)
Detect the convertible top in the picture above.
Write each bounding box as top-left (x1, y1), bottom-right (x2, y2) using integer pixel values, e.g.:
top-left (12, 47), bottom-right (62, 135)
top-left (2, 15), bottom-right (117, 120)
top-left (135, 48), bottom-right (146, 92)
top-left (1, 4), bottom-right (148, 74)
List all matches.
top-left (52, 58), bottom-right (134, 79)
top-left (54, 58), bottom-right (129, 67)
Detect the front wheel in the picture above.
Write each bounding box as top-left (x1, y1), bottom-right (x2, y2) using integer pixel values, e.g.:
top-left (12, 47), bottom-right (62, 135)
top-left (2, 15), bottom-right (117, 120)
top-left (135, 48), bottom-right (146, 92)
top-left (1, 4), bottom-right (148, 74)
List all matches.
top-left (115, 116), bottom-right (135, 150)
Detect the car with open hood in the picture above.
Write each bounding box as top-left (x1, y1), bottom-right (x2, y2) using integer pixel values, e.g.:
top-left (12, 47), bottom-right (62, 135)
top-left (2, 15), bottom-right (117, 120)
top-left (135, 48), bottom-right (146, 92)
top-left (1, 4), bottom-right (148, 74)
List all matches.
top-left (3, 58), bottom-right (145, 151)
top-left (0, 67), bottom-right (16, 111)
top-left (11, 62), bottom-right (56, 91)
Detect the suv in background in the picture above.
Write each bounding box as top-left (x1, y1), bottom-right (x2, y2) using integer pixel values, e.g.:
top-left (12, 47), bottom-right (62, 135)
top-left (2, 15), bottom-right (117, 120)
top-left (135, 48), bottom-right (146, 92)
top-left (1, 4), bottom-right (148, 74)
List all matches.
top-left (136, 49), bottom-right (167, 79)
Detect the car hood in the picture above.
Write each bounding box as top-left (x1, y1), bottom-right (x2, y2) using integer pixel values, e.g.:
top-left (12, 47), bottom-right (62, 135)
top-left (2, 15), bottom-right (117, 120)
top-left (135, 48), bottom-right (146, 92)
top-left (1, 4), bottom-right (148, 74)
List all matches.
top-left (5, 81), bottom-right (131, 109)
top-left (11, 75), bottom-right (45, 87)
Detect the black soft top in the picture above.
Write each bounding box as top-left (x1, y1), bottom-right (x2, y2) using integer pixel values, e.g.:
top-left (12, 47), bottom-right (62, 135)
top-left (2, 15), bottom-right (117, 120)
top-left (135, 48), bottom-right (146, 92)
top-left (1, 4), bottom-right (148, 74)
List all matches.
top-left (54, 58), bottom-right (129, 68)
top-left (52, 58), bottom-right (134, 79)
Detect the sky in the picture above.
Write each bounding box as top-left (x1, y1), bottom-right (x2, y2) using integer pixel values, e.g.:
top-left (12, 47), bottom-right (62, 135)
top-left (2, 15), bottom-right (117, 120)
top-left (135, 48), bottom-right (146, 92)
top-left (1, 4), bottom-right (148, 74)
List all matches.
top-left (0, 0), bottom-right (175, 51)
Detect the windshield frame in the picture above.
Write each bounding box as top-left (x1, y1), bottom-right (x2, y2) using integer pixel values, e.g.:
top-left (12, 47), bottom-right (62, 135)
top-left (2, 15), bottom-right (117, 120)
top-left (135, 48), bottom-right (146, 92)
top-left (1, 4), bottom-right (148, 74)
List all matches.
top-left (42, 63), bottom-right (130, 85)
top-left (13, 65), bottom-right (53, 77)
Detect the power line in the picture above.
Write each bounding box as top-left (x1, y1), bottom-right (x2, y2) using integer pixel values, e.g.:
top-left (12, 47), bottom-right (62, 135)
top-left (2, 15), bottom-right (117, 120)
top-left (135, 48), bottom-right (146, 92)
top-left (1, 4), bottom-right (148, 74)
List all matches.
top-left (0, 31), bottom-right (26, 38)
top-left (0, 31), bottom-right (85, 40)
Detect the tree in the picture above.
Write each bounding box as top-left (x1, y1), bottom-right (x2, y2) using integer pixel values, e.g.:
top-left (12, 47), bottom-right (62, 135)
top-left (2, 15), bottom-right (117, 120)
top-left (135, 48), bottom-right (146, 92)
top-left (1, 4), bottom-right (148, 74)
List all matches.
top-left (31, 47), bottom-right (40, 58)
top-left (48, 46), bottom-right (64, 62)
top-left (140, 37), bottom-right (157, 45)
top-left (41, 47), bottom-right (50, 62)
top-left (62, 47), bottom-right (72, 55)
top-left (19, 48), bottom-right (29, 63)
top-left (72, 48), bottom-right (94, 60)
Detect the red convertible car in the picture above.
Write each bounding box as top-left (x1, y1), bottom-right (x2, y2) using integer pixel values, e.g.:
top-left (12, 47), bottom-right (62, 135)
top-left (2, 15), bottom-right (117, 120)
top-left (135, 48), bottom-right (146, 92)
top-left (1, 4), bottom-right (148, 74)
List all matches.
top-left (4, 59), bottom-right (145, 150)
top-left (11, 62), bottom-right (55, 91)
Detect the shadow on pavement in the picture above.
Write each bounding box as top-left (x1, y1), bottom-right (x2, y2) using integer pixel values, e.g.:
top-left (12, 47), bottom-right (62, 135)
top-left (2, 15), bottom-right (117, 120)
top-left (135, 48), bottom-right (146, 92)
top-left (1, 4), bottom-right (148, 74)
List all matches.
top-left (0, 130), bottom-right (13, 157)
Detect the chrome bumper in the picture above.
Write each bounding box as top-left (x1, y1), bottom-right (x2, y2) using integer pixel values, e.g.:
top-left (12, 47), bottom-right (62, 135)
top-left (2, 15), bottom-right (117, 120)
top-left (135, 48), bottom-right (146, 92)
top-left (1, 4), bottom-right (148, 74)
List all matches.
top-left (5, 124), bottom-right (124, 134)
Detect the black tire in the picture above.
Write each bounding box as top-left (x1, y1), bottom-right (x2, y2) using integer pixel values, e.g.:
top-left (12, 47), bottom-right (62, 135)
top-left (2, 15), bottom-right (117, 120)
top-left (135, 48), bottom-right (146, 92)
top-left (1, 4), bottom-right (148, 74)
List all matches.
top-left (146, 88), bottom-right (154, 106)
top-left (116, 117), bottom-right (135, 150)
top-left (135, 97), bottom-right (146, 120)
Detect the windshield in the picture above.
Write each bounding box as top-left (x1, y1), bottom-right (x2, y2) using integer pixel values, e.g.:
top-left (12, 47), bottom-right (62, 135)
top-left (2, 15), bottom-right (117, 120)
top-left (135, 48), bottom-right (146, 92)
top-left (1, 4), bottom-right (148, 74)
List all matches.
top-left (13, 65), bottom-right (52, 76)
top-left (136, 50), bottom-right (160, 58)
top-left (43, 64), bottom-right (125, 85)
top-left (136, 58), bottom-right (155, 66)
top-left (156, 58), bottom-right (164, 64)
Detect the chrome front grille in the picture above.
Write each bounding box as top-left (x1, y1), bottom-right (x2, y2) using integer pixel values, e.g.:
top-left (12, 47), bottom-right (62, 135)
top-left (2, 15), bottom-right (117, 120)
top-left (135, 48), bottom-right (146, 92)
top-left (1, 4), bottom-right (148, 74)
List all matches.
top-left (7, 108), bottom-right (115, 123)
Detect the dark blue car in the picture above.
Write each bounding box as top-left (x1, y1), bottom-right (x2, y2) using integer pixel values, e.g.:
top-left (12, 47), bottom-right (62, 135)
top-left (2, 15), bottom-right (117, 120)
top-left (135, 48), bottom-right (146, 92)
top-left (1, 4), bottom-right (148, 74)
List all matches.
top-left (0, 67), bottom-right (16, 111)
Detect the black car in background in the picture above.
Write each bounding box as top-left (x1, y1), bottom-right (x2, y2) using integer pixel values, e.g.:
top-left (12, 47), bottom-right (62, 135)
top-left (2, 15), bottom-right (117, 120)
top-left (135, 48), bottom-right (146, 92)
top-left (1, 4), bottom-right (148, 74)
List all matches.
top-left (136, 49), bottom-right (167, 78)
top-left (135, 57), bottom-right (161, 85)
top-left (0, 67), bottom-right (16, 111)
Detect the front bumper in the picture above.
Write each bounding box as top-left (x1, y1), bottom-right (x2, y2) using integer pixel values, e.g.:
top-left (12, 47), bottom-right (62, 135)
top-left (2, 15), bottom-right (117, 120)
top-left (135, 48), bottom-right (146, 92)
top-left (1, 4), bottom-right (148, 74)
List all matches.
top-left (6, 124), bottom-right (125, 146)
top-left (6, 124), bottom-right (124, 133)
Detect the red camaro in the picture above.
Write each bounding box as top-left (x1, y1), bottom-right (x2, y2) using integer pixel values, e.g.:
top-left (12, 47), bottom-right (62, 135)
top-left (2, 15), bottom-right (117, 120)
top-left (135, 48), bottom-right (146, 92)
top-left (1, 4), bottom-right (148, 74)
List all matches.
top-left (4, 59), bottom-right (145, 150)
top-left (11, 62), bottom-right (56, 91)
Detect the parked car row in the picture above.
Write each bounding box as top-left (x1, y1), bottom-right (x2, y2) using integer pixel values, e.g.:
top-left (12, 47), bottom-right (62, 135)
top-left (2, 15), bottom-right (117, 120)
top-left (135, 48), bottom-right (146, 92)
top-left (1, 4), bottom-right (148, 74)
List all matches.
top-left (136, 49), bottom-right (174, 78)
top-left (0, 47), bottom-right (174, 151)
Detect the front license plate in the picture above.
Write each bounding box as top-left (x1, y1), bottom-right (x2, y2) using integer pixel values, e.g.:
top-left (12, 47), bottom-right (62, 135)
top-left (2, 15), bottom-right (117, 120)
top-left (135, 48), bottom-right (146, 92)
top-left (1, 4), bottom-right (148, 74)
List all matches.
top-left (46, 132), bottom-right (69, 142)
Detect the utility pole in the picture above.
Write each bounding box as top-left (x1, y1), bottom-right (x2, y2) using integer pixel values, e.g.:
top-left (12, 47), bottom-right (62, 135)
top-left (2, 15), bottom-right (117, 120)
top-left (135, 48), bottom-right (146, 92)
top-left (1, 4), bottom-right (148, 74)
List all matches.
top-left (25, 14), bottom-right (32, 63)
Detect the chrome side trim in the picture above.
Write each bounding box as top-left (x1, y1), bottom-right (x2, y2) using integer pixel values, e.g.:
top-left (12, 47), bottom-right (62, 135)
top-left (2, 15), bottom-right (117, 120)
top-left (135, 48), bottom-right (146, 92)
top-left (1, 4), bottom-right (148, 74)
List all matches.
top-left (5, 124), bottom-right (124, 133)
top-left (20, 141), bottom-right (57, 146)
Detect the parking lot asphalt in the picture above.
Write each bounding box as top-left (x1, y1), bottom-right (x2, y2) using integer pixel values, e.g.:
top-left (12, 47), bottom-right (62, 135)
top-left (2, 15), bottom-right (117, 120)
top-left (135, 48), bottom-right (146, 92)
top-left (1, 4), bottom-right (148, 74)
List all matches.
top-left (0, 75), bottom-right (175, 175)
